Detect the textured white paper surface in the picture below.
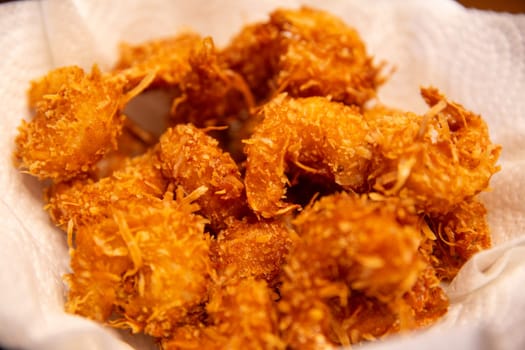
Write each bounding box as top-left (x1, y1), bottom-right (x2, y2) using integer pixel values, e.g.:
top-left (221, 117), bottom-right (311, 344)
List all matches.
top-left (0, 1), bottom-right (524, 349)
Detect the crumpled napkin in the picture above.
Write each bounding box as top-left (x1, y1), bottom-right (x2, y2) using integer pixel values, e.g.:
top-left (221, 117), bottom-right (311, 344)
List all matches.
top-left (0, 0), bottom-right (524, 349)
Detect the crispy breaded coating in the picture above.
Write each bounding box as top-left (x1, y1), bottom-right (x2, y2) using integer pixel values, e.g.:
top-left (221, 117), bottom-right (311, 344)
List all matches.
top-left (170, 37), bottom-right (253, 127)
top-left (271, 7), bottom-right (381, 106)
top-left (220, 22), bottom-right (281, 100)
top-left (221, 7), bottom-right (381, 106)
top-left (14, 66), bottom-right (126, 181)
top-left (279, 193), bottom-right (429, 348)
top-left (425, 197), bottom-right (491, 281)
top-left (403, 264), bottom-right (449, 327)
top-left (244, 94), bottom-right (372, 218)
top-left (367, 87), bottom-right (501, 214)
top-left (113, 33), bottom-right (202, 88)
top-left (211, 219), bottom-right (293, 286)
top-left (158, 124), bottom-right (246, 230)
top-left (46, 149), bottom-right (167, 229)
top-left (162, 278), bottom-right (283, 350)
top-left (66, 188), bottom-right (212, 338)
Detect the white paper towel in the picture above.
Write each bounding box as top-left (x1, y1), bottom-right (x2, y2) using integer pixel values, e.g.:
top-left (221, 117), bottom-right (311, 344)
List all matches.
top-left (0, 1), bottom-right (524, 349)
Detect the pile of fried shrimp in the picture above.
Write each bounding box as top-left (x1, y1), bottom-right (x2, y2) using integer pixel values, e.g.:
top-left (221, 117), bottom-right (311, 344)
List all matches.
top-left (13, 7), bottom-right (501, 350)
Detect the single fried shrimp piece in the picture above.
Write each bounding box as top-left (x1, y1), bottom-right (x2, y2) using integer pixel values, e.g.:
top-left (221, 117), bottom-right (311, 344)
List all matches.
top-left (158, 124), bottom-right (246, 231)
top-left (221, 7), bottom-right (381, 106)
top-left (279, 193), bottom-right (426, 348)
top-left (367, 88), bottom-right (501, 214)
top-left (425, 196), bottom-right (491, 281)
top-left (170, 37), bottom-right (253, 128)
top-left (66, 187), bottom-right (212, 338)
top-left (271, 7), bottom-right (382, 106)
top-left (211, 219), bottom-right (293, 286)
top-left (46, 149), bottom-right (167, 229)
top-left (244, 94), bottom-right (372, 218)
top-left (113, 32), bottom-right (202, 88)
top-left (14, 66), bottom-right (127, 181)
top-left (220, 22), bottom-right (281, 100)
top-left (162, 278), bottom-right (284, 350)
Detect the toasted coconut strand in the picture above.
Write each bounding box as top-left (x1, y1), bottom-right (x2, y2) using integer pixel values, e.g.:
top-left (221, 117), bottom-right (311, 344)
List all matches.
top-left (114, 211), bottom-right (143, 277)
top-left (417, 99), bottom-right (447, 139)
top-left (120, 71), bottom-right (156, 106)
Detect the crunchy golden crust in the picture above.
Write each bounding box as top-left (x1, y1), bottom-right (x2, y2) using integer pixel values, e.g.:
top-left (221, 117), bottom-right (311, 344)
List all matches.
top-left (367, 87), bottom-right (501, 214)
top-left (271, 7), bottom-right (380, 106)
top-left (220, 22), bottom-right (281, 100)
top-left (66, 188), bottom-right (212, 338)
top-left (425, 197), bottom-right (491, 281)
top-left (158, 124), bottom-right (246, 231)
top-left (162, 278), bottom-right (283, 350)
top-left (170, 37), bottom-right (253, 128)
top-left (211, 219), bottom-right (293, 286)
top-left (46, 149), bottom-right (167, 229)
top-left (278, 193), bottom-right (436, 348)
top-left (15, 66), bottom-right (125, 181)
top-left (244, 94), bottom-right (372, 218)
top-left (221, 7), bottom-right (381, 106)
top-left (113, 33), bottom-right (202, 88)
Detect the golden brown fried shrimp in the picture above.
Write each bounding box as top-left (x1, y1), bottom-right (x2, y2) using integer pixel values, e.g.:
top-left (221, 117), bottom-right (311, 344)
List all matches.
top-left (221, 7), bottom-right (381, 106)
top-left (114, 33), bottom-right (202, 88)
top-left (425, 197), bottom-right (491, 281)
top-left (158, 124), bottom-right (246, 231)
top-left (279, 193), bottom-right (426, 348)
top-left (220, 22), bottom-right (281, 100)
top-left (66, 187), bottom-right (212, 338)
top-left (271, 7), bottom-right (381, 106)
top-left (211, 219), bottom-right (293, 286)
top-left (46, 149), bottom-right (167, 229)
top-left (15, 66), bottom-right (127, 181)
top-left (244, 94), bottom-right (372, 218)
top-left (170, 37), bottom-right (253, 128)
top-left (367, 87), bottom-right (501, 214)
top-left (162, 278), bottom-right (283, 350)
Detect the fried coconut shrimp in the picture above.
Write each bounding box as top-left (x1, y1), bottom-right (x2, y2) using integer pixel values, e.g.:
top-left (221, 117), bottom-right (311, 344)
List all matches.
top-left (162, 278), bottom-right (283, 350)
top-left (211, 219), bottom-right (293, 286)
top-left (15, 64), bottom-right (155, 182)
top-left (158, 124), bottom-right (246, 230)
top-left (46, 149), bottom-right (167, 229)
top-left (220, 21), bottom-right (281, 100)
top-left (66, 187), bottom-right (212, 338)
top-left (221, 7), bottom-right (381, 106)
top-left (15, 66), bottom-right (126, 181)
top-left (367, 87), bottom-right (501, 214)
top-left (170, 37), bottom-right (253, 128)
top-left (113, 33), bottom-right (202, 88)
top-left (278, 193), bottom-right (445, 348)
top-left (424, 197), bottom-right (491, 281)
top-left (244, 94), bottom-right (372, 218)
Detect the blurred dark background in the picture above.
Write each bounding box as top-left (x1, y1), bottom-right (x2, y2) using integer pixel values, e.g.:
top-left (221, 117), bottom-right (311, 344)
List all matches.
top-left (458, 0), bottom-right (525, 13)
